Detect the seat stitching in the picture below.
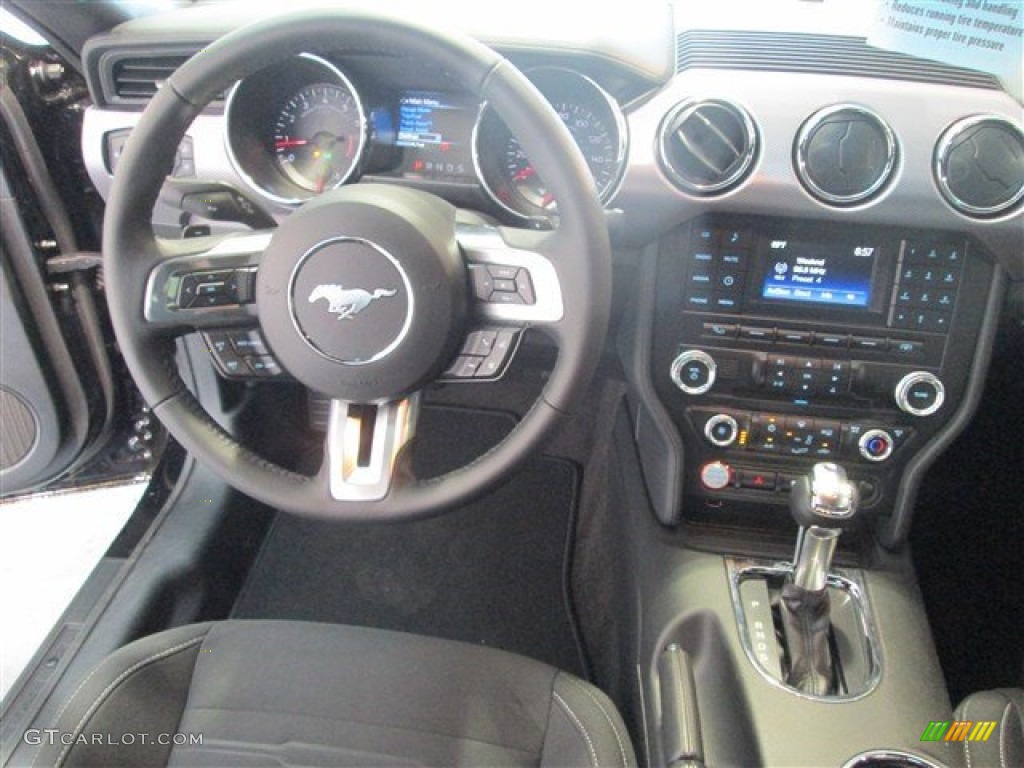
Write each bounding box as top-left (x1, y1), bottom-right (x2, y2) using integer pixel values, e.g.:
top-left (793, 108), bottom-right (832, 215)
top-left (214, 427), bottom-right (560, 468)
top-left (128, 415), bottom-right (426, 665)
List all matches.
top-left (52, 635), bottom-right (206, 768)
top-left (998, 699), bottom-right (1013, 768)
top-left (564, 676), bottom-right (630, 768)
top-left (179, 704), bottom-right (539, 755)
top-left (553, 691), bottom-right (599, 768)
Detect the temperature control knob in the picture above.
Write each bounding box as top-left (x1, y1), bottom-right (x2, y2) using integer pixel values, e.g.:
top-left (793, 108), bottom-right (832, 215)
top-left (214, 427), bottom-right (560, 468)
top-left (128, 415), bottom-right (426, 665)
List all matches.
top-left (670, 350), bottom-right (717, 395)
top-left (858, 429), bottom-right (894, 462)
top-left (895, 371), bottom-right (945, 417)
top-left (704, 414), bottom-right (739, 447)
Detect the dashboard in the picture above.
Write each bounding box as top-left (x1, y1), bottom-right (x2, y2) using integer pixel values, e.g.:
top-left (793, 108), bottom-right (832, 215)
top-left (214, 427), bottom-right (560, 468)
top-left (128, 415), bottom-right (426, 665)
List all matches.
top-left (78, 1), bottom-right (1024, 533)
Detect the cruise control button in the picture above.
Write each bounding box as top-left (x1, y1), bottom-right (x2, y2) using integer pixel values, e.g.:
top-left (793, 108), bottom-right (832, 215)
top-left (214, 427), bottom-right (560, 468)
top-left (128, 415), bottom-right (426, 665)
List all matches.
top-left (476, 350), bottom-right (508, 378)
top-left (465, 330), bottom-right (498, 357)
top-left (445, 355), bottom-right (483, 379)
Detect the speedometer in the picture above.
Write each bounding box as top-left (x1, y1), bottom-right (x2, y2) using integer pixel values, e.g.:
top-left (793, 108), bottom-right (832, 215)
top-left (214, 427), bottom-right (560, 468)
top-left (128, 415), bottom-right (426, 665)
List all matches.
top-left (474, 68), bottom-right (627, 221)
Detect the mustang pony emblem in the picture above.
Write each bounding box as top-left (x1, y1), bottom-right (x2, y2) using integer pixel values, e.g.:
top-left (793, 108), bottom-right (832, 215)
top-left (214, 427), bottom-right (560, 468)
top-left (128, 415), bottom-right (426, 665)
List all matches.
top-left (308, 284), bottom-right (398, 320)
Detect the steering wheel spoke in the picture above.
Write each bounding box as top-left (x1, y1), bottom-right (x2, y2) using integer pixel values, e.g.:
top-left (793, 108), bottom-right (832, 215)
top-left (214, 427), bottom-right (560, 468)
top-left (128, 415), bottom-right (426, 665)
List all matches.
top-left (324, 395), bottom-right (421, 502)
top-left (457, 223), bottom-right (565, 329)
top-left (143, 230), bottom-right (271, 333)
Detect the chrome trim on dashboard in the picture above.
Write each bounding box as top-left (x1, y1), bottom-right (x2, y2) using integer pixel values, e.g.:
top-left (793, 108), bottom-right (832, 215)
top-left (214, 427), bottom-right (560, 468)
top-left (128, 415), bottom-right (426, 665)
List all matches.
top-left (656, 97), bottom-right (759, 195)
top-left (794, 103), bottom-right (898, 206)
top-left (934, 114), bottom-right (1024, 218)
top-left (471, 67), bottom-right (629, 222)
top-left (223, 53), bottom-right (367, 207)
top-left (726, 558), bottom-right (883, 703)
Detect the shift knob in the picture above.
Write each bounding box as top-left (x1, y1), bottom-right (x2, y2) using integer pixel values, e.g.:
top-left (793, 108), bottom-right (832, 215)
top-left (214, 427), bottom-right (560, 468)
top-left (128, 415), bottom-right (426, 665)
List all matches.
top-left (790, 462), bottom-right (859, 530)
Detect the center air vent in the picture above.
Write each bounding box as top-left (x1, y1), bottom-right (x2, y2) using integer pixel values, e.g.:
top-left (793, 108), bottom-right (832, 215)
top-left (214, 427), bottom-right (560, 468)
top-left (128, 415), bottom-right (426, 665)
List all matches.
top-left (935, 115), bottom-right (1024, 218)
top-left (658, 99), bottom-right (758, 195)
top-left (795, 104), bottom-right (897, 206)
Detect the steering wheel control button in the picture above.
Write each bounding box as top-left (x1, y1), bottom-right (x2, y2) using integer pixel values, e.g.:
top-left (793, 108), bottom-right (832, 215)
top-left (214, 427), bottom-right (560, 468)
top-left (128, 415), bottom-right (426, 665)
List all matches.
top-left (704, 414), bottom-right (739, 447)
top-left (670, 349), bottom-right (716, 395)
top-left (471, 264), bottom-right (537, 306)
top-left (858, 429), bottom-right (894, 462)
top-left (895, 371), bottom-right (945, 416)
top-left (228, 330), bottom-right (269, 357)
top-left (470, 265), bottom-right (495, 300)
top-left (176, 268), bottom-right (256, 310)
top-left (700, 461), bottom-right (734, 491)
top-left (247, 356), bottom-right (283, 377)
top-left (440, 327), bottom-right (521, 382)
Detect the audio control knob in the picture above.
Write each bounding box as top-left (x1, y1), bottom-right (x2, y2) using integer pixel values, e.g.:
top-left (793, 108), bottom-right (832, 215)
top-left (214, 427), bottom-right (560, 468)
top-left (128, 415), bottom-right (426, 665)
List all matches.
top-left (670, 350), bottom-right (717, 395)
top-left (704, 414), bottom-right (739, 447)
top-left (858, 429), bottom-right (894, 462)
top-left (895, 371), bottom-right (945, 417)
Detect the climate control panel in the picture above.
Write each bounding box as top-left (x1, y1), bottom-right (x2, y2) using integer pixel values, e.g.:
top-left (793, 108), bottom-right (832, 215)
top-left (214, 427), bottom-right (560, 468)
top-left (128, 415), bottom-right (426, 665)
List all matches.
top-left (647, 215), bottom-right (997, 523)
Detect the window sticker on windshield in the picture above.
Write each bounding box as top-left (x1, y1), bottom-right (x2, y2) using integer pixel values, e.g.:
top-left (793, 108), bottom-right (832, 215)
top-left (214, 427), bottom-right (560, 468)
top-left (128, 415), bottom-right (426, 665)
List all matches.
top-left (867, 0), bottom-right (1022, 101)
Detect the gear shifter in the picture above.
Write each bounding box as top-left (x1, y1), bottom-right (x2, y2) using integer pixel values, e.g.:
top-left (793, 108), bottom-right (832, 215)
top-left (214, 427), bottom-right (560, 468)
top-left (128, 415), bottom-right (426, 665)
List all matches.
top-left (780, 462), bottom-right (859, 696)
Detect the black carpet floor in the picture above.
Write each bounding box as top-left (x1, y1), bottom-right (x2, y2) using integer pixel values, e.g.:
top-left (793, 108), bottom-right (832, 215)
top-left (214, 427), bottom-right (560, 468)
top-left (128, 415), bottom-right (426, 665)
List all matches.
top-left (232, 406), bottom-right (587, 677)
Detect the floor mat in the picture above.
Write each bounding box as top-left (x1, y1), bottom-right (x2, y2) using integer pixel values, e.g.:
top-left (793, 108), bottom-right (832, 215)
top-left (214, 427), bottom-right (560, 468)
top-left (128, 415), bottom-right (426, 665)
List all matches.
top-left (232, 406), bottom-right (586, 677)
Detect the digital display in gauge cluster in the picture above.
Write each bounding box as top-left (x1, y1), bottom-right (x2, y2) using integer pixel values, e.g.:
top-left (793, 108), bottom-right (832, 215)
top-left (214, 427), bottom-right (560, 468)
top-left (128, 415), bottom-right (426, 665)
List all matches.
top-left (394, 91), bottom-right (477, 183)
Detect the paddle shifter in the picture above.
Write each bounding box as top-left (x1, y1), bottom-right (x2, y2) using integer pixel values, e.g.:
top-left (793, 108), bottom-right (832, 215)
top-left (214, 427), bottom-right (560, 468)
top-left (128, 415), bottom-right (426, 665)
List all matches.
top-left (781, 462), bottom-right (859, 695)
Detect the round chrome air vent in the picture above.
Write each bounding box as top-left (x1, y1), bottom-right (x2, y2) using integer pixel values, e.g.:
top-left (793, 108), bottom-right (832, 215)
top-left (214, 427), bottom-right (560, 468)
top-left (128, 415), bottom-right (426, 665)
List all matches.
top-left (935, 115), bottom-right (1024, 218)
top-left (657, 99), bottom-right (757, 195)
top-left (795, 104), bottom-right (897, 206)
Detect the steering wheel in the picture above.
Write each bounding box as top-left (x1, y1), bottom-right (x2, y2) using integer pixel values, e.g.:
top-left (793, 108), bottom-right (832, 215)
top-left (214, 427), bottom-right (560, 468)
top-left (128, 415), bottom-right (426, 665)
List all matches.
top-left (104, 10), bottom-right (611, 520)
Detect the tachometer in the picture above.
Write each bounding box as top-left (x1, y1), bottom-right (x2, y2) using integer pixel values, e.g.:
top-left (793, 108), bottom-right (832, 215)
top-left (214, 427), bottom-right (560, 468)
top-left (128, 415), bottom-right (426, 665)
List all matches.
top-left (273, 82), bottom-right (365, 194)
top-left (225, 54), bottom-right (366, 204)
top-left (474, 68), bottom-right (627, 221)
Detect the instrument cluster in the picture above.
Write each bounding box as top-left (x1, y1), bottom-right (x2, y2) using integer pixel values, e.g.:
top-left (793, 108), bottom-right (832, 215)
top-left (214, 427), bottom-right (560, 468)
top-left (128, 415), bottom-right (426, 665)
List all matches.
top-left (224, 55), bottom-right (629, 221)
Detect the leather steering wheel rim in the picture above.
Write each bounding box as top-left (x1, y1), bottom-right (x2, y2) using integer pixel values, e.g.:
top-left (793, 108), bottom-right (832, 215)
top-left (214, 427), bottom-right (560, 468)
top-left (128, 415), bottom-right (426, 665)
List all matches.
top-left (103, 9), bottom-right (611, 520)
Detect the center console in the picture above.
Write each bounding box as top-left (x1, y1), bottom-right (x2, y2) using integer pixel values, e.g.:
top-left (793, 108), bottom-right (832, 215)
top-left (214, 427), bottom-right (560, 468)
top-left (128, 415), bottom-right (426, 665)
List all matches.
top-left (613, 213), bottom-right (1006, 767)
top-left (640, 215), bottom-right (1000, 532)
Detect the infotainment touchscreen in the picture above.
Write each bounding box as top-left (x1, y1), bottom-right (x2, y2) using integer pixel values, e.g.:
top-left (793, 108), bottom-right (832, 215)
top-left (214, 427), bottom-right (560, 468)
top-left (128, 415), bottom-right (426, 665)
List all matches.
top-left (760, 240), bottom-right (878, 308)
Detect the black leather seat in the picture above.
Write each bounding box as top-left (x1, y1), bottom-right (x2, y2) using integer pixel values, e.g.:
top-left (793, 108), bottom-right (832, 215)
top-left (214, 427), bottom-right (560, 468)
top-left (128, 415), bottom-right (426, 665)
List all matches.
top-left (954, 688), bottom-right (1023, 768)
top-left (34, 620), bottom-right (635, 767)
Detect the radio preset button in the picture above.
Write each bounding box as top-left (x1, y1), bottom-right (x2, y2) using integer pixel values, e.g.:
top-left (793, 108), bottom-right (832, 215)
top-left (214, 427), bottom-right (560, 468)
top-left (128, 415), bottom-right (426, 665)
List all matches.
top-left (813, 332), bottom-right (849, 348)
top-left (740, 326), bottom-right (775, 342)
